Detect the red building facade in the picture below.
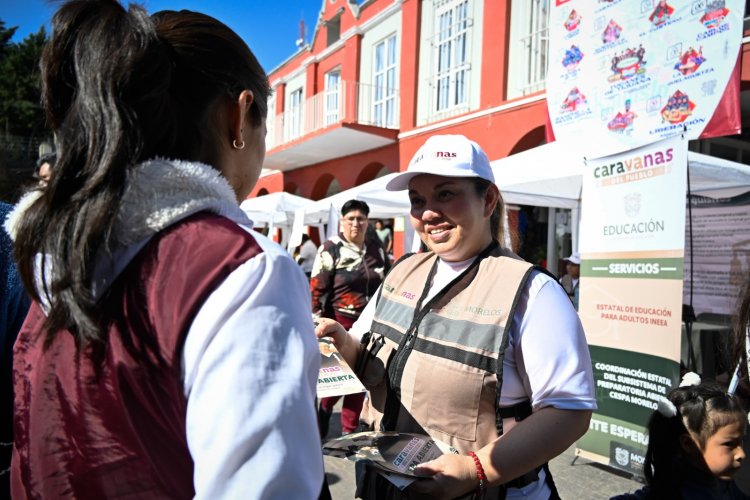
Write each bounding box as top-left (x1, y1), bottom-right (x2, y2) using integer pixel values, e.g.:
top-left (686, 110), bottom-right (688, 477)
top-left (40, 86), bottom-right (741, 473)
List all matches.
top-left (252, 0), bottom-right (750, 256)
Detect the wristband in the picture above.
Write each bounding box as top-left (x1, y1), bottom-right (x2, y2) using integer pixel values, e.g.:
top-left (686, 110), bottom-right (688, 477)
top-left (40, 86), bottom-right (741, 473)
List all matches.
top-left (468, 451), bottom-right (486, 494)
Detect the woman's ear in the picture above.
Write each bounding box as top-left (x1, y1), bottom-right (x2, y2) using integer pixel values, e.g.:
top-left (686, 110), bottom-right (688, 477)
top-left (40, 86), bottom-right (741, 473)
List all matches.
top-left (228, 90), bottom-right (255, 147)
top-left (484, 184), bottom-right (500, 218)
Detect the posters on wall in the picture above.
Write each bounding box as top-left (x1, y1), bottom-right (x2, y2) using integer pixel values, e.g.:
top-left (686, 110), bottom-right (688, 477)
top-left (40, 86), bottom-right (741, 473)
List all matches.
top-left (684, 191), bottom-right (750, 316)
top-left (547, 0), bottom-right (744, 158)
top-left (576, 134), bottom-right (688, 474)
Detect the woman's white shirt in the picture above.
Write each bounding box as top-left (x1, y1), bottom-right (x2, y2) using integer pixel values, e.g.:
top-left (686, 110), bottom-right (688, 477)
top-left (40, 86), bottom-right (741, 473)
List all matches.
top-left (181, 229), bottom-right (323, 499)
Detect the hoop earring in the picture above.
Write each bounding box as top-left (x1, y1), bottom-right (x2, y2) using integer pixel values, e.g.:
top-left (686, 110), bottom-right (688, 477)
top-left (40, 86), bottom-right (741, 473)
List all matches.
top-left (232, 139), bottom-right (245, 150)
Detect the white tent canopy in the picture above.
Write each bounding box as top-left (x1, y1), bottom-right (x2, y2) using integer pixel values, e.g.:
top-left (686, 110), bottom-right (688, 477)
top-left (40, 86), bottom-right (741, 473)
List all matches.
top-left (289, 144), bottom-right (750, 254)
top-left (489, 143), bottom-right (750, 208)
top-left (301, 172), bottom-right (410, 225)
top-left (240, 191), bottom-right (313, 226)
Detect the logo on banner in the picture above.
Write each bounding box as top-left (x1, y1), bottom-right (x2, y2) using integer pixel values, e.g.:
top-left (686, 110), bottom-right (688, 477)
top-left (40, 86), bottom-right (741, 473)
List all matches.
top-left (607, 100), bottom-right (637, 133)
top-left (674, 46), bottom-right (706, 75)
top-left (700, 0), bottom-right (730, 29)
top-left (661, 90), bottom-right (696, 123)
top-left (609, 441), bottom-right (646, 475)
top-left (562, 87), bottom-right (588, 112)
top-left (602, 19), bottom-right (623, 44)
top-left (649, 1), bottom-right (675, 27)
top-left (615, 447), bottom-right (630, 467)
top-left (564, 9), bottom-right (582, 31)
top-left (609, 46), bottom-right (647, 82)
top-left (562, 45), bottom-right (584, 70)
top-left (556, 0), bottom-right (572, 5)
top-left (624, 193), bottom-right (642, 217)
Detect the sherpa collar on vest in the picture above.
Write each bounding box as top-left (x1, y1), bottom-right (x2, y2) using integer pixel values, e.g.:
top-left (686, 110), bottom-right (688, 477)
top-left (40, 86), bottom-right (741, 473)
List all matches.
top-left (5, 158), bottom-right (252, 301)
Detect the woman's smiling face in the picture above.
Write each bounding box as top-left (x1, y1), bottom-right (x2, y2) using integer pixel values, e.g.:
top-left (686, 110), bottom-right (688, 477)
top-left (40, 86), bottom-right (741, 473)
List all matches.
top-left (408, 174), bottom-right (496, 262)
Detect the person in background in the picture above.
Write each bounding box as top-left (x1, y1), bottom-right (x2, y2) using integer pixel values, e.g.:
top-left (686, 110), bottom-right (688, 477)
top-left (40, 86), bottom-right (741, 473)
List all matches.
top-left (7, 1), bottom-right (322, 497)
top-left (296, 233), bottom-right (318, 279)
top-left (316, 134), bottom-right (595, 499)
top-left (374, 219), bottom-right (393, 255)
top-left (0, 202), bottom-right (30, 497)
top-left (560, 252), bottom-right (581, 311)
top-left (35, 152), bottom-right (56, 184)
top-left (612, 376), bottom-right (748, 499)
top-left (311, 200), bottom-right (389, 437)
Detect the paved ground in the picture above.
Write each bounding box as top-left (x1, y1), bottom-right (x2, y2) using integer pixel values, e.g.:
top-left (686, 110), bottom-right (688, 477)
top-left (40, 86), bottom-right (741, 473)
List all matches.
top-left (321, 408), bottom-right (645, 499)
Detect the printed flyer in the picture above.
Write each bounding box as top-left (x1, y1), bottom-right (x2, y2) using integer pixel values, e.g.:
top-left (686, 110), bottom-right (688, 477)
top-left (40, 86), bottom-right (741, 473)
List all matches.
top-left (683, 191), bottom-right (750, 316)
top-left (576, 134), bottom-right (688, 475)
top-left (317, 338), bottom-right (366, 398)
top-left (323, 431), bottom-right (443, 490)
top-left (547, 0), bottom-right (743, 158)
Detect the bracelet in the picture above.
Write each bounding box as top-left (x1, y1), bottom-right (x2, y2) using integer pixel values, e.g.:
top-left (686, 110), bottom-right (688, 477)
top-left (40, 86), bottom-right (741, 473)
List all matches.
top-left (468, 451), bottom-right (486, 494)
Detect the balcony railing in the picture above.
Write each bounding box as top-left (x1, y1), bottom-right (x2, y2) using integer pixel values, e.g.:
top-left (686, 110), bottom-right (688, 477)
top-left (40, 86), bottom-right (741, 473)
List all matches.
top-left (266, 81), bottom-right (399, 151)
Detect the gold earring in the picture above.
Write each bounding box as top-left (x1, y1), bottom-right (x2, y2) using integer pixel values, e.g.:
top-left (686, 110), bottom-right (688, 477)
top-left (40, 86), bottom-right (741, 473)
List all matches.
top-left (232, 139), bottom-right (245, 150)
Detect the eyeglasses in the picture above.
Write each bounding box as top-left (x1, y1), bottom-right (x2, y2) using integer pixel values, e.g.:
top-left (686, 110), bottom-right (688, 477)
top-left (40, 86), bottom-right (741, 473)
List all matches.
top-left (343, 216), bottom-right (368, 225)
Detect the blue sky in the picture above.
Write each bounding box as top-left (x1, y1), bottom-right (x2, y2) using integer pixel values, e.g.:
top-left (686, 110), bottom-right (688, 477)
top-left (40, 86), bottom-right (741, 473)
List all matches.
top-left (2, 0), bottom-right (323, 71)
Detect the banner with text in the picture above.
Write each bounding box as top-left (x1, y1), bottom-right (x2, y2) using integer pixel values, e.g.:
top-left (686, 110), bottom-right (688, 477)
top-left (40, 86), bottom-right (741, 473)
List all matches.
top-left (684, 192), bottom-right (750, 316)
top-left (547, 0), bottom-right (744, 158)
top-left (577, 134), bottom-right (688, 475)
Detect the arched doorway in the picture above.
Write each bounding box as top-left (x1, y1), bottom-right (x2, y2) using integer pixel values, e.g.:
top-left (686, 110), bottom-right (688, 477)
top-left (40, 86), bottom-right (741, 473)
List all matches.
top-left (311, 174), bottom-right (336, 201)
top-left (355, 162), bottom-right (392, 185)
top-left (508, 126), bottom-right (546, 155)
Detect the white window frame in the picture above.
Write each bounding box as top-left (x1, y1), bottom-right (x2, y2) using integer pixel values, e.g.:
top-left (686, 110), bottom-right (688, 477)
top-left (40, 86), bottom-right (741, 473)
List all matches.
top-left (432, 0), bottom-right (472, 114)
top-left (324, 70), bottom-right (341, 126)
top-left (509, 0), bottom-right (549, 98)
top-left (288, 88), bottom-right (303, 140)
top-left (373, 33), bottom-right (398, 128)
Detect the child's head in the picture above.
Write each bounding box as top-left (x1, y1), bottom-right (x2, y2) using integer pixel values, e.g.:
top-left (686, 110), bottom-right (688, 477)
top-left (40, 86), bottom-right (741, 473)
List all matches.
top-left (646, 380), bottom-right (746, 489)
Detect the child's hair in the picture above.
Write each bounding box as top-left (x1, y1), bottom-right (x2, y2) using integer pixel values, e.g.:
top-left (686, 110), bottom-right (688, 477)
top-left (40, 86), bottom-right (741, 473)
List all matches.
top-left (644, 383), bottom-right (745, 496)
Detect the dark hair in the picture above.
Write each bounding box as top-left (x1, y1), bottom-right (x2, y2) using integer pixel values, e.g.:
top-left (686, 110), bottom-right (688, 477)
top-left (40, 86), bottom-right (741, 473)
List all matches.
top-left (36, 152), bottom-right (57, 171)
top-left (644, 383), bottom-right (745, 496)
top-left (341, 199), bottom-right (370, 217)
top-left (471, 178), bottom-right (505, 245)
top-left (14, 0), bottom-right (269, 346)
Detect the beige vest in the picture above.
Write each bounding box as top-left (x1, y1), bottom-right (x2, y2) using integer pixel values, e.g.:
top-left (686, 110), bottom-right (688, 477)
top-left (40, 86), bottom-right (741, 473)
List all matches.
top-left (357, 244), bottom-right (534, 454)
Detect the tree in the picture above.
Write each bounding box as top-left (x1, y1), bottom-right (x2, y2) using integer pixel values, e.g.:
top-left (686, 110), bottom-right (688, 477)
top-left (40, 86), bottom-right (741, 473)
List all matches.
top-left (0, 22), bottom-right (47, 138)
top-left (0, 20), bottom-right (48, 201)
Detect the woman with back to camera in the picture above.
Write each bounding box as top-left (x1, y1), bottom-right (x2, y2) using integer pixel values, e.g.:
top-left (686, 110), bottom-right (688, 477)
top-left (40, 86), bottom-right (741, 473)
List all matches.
top-left (7, 1), bottom-right (322, 498)
top-left (317, 134), bottom-right (596, 499)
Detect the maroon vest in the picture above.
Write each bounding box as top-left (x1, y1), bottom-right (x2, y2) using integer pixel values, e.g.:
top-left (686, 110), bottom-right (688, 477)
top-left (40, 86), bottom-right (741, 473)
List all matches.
top-left (11, 213), bottom-right (262, 499)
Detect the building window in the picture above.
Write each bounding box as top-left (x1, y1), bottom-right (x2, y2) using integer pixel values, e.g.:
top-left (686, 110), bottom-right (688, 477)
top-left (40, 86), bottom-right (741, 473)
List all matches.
top-left (288, 88), bottom-right (303, 140)
top-left (373, 34), bottom-right (398, 127)
top-left (324, 70), bottom-right (341, 126)
top-left (509, 0), bottom-right (549, 98)
top-left (326, 15), bottom-right (341, 47)
top-left (433, 0), bottom-right (471, 113)
top-left (266, 93), bottom-right (276, 149)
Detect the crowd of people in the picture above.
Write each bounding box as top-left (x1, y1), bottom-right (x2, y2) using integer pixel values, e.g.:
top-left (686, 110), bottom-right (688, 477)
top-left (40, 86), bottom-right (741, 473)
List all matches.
top-left (1, 1), bottom-right (749, 499)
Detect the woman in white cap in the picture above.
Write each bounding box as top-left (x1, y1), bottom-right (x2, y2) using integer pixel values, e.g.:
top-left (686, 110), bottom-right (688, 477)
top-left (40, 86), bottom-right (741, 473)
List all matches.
top-left (317, 134), bottom-right (596, 499)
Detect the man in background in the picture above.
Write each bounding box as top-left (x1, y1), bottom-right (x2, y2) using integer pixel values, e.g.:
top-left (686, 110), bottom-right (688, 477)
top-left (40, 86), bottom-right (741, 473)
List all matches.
top-left (560, 252), bottom-right (581, 311)
top-left (296, 233), bottom-right (317, 279)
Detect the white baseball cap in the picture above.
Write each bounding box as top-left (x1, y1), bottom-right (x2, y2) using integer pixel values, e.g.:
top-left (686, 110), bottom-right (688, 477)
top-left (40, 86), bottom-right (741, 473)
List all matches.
top-left (565, 252), bottom-right (581, 265)
top-left (386, 134), bottom-right (495, 191)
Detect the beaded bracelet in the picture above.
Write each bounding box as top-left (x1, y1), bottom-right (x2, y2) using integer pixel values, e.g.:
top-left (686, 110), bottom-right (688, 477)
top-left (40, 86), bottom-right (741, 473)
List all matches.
top-left (468, 451), bottom-right (486, 495)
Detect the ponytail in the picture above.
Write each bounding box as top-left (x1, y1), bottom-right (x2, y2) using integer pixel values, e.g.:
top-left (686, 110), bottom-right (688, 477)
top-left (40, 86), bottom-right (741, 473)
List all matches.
top-left (14, 0), bottom-right (270, 347)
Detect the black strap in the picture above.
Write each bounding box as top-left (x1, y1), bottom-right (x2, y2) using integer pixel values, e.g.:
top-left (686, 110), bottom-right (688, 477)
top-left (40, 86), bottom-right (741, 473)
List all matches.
top-left (493, 264), bottom-right (538, 437)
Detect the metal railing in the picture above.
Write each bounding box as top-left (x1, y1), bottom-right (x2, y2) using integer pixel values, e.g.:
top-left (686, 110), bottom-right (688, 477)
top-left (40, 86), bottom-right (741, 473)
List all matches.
top-left (267, 81), bottom-right (399, 150)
